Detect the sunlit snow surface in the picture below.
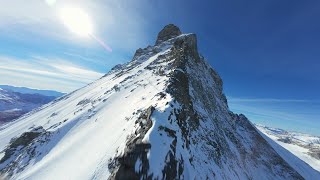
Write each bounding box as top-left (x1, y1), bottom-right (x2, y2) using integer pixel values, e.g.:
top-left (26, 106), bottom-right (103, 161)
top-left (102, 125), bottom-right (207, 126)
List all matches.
top-left (0, 45), bottom-right (173, 179)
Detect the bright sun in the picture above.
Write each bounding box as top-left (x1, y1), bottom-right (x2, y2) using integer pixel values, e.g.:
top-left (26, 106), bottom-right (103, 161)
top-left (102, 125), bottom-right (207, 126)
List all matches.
top-left (59, 6), bottom-right (93, 37)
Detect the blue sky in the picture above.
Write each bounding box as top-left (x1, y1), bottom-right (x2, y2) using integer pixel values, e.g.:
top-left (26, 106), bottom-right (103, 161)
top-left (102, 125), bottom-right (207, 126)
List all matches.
top-left (0, 0), bottom-right (319, 135)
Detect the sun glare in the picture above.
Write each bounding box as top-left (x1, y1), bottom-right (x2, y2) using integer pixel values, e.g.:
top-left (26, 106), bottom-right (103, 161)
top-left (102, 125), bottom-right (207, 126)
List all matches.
top-left (59, 6), bottom-right (93, 37)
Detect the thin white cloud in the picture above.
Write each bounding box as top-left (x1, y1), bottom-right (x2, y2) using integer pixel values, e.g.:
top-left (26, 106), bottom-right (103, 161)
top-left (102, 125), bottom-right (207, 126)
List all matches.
top-left (0, 69), bottom-right (84, 93)
top-left (0, 55), bottom-right (104, 92)
top-left (229, 103), bottom-right (304, 123)
top-left (228, 97), bottom-right (311, 103)
top-left (228, 97), bottom-right (320, 135)
top-left (49, 63), bottom-right (103, 80)
top-left (0, 0), bottom-right (151, 92)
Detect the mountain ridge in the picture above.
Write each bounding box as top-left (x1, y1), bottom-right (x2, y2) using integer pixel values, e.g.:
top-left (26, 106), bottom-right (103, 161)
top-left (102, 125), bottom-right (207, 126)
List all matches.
top-left (0, 24), bottom-right (319, 179)
top-left (0, 88), bottom-right (61, 125)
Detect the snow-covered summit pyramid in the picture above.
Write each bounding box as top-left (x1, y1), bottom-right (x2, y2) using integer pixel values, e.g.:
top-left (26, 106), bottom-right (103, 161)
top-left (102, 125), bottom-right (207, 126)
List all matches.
top-left (0, 25), bottom-right (319, 180)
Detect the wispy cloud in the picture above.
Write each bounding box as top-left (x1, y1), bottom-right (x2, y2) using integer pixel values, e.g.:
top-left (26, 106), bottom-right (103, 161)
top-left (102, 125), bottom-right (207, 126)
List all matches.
top-left (0, 55), bottom-right (104, 92)
top-left (228, 97), bottom-right (320, 135)
top-left (228, 97), bottom-right (312, 103)
top-left (0, 0), bottom-right (149, 92)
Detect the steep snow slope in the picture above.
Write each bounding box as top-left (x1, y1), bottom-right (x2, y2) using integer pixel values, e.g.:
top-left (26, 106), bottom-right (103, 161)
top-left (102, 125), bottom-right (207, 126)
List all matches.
top-left (0, 41), bottom-right (173, 179)
top-left (256, 125), bottom-right (320, 172)
top-left (0, 24), bottom-right (319, 180)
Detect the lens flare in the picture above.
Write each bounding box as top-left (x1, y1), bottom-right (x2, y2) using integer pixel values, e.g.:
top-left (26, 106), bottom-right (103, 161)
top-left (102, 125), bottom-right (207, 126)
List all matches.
top-left (90, 34), bottom-right (113, 52)
top-left (59, 6), bottom-right (93, 37)
top-left (58, 5), bottom-right (112, 52)
top-left (45, 0), bottom-right (56, 6)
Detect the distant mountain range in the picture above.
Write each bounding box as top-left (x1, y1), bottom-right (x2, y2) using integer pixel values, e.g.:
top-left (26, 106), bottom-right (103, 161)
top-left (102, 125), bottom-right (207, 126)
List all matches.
top-left (256, 124), bottom-right (320, 172)
top-left (0, 85), bottom-right (64, 125)
top-left (0, 85), bottom-right (64, 97)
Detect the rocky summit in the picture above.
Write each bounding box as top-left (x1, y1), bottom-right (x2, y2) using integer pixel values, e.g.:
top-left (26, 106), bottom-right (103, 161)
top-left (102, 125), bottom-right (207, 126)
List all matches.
top-left (0, 25), bottom-right (319, 180)
top-left (156, 24), bottom-right (182, 44)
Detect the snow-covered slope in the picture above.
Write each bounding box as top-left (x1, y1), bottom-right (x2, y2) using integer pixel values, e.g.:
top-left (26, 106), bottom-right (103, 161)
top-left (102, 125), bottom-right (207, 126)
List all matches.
top-left (256, 124), bottom-right (320, 172)
top-left (0, 24), bottom-right (319, 180)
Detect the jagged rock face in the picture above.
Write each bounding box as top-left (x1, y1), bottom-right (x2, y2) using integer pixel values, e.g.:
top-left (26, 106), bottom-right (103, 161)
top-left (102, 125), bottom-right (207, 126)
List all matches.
top-left (156, 24), bottom-right (182, 45)
top-left (0, 24), bottom-right (319, 180)
top-left (108, 106), bottom-right (154, 180)
top-left (107, 26), bottom-right (307, 179)
top-left (0, 127), bottom-right (50, 177)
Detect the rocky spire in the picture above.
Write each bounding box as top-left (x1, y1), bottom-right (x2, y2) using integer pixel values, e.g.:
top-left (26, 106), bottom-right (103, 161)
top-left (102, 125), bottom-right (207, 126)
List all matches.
top-left (155, 24), bottom-right (182, 44)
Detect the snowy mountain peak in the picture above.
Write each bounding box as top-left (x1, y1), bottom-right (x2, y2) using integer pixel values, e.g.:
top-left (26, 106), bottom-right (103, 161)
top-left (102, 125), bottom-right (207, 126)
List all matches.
top-left (0, 25), bottom-right (319, 179)
top-left (156, 24), bottom-right (182, 45)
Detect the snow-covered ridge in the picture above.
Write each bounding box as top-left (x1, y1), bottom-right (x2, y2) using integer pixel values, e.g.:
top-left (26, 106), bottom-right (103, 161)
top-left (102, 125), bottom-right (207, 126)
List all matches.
top-left (0, 44), bottom-right (175, 179)
top-left (0, 24), bottom-right (319, 180)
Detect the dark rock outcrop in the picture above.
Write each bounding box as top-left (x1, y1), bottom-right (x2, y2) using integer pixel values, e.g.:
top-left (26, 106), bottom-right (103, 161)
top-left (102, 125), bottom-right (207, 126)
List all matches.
top-left (108, 106), bottom-right (155, 180)
top-left (156, 24), bottom-right (182, 45)
top-left (0, 127), bottom-right (49, 177)
top-left (106, 24), bottom-right (306, 179)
